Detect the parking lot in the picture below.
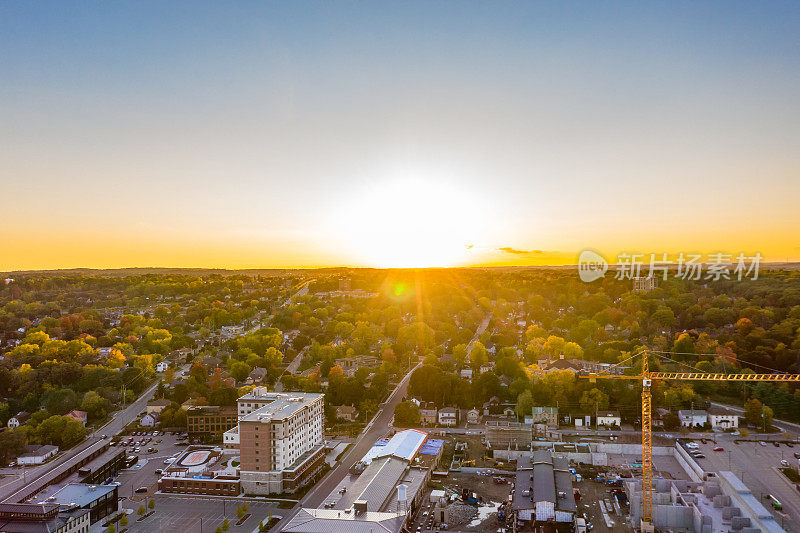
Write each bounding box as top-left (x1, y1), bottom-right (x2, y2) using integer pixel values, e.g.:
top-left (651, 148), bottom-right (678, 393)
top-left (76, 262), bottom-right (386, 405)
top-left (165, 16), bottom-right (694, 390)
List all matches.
top-left (691, 435), bottom-right (798, 531)
top-left (114, 430), bottom-right (190, 502)
top-left (124, 495), bottom-right (279, 533)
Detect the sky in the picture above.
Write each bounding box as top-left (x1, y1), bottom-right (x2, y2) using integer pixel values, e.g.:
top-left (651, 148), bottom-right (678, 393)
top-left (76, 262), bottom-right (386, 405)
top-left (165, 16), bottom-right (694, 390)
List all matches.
top-left (2, 2), bottom-right (799, 270)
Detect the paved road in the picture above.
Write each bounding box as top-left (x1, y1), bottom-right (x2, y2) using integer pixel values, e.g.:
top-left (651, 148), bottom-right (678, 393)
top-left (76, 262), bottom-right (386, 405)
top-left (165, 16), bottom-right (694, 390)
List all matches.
top-left (283, 344), bottom-right (309, 376)
top-left (275, 361), bottom-right (422, 531)
top-left (0, 382), bottom-right (158, 502)
top-left (467, 312), bottom-right (492, 350)
top-left (709, 401), bottom-right (800, 438)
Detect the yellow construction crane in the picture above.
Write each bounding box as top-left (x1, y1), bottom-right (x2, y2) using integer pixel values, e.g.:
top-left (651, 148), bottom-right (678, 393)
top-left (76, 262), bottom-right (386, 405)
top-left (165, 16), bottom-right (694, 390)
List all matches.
top-left (582, 351), bottom-right (800, 531)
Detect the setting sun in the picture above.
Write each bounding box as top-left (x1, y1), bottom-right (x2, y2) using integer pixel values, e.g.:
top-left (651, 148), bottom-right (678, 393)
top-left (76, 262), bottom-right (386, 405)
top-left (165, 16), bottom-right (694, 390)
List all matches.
top-left (337, 179), bottom-right (486, 268)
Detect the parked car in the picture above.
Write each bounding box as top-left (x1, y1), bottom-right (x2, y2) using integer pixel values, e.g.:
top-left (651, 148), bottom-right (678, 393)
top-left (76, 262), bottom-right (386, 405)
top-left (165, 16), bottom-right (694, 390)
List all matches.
top-left (793, 452), bottom-right (800, 459)
top-left (135, 487), bottom-right (148, 494)
top-left (781, 460), bottom-right (790, 467)
top-left (713, 446), bottom-right (724, 451)
top-left (773, 442), bottom-right (781, 448)
top-left (760, 441), bottom-right (768, 446)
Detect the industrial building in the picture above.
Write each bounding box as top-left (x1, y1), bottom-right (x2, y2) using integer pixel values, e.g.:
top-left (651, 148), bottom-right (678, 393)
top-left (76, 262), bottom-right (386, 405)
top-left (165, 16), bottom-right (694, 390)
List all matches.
top-left (512, 450), bottom-right (576, 530)
top-left (282, 430), bottom-right (437, 533)
top-left (0, 503), bottom-right (90, 533)
top-left (49, 483), bottom-right (118, 524)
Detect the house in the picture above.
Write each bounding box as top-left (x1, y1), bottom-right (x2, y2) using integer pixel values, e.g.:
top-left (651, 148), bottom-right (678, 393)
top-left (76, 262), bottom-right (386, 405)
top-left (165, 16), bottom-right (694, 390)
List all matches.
top-left (531, 406), bottom-right (558, 427)
top-left (596, 410), bottom-right (621, 427)
top-left (708, 407), bottom-right (739, 430)
top-left (459, 368), bottom-right (473, 381)
top-left (65, 410), bottom-right (88, 426)
top-left (335, 405), bottom-right (358, 422)
top-left (479, 363), bottom-right (494, 374)
top-left (245, 367), bottom-right (268, 385)
top-left (419, 403), bottom-right (438, 426)
top-left (678, 409), bottom-right (708, 428)
top-left (17, 445), bottom-right (59, 465)
top-left (140, 412), bottom-right (159, 427)
top-left (483, 396), bottom-right (501, 416)
top-left (146, 398), bottom-right (172, 415)
top-left (97, 347), bottom-right (113, 357)
top-left (7, 411), bottom-right (30, 428)
top-left (332, 355), bottom-right (381, 377)
top-left (156, 361), bottom-right (170, 372)
top-left (438, 407), bottom-right (458, 427)
top-left (220, 325), bottom-right (244, 337)
top-left (466, 408), bottom-right (481, 424)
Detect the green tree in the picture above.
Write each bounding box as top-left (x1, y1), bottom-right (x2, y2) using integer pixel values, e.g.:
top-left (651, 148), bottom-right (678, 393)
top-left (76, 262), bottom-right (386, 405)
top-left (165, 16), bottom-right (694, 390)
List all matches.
top-left (393, 401), bottom-right (420, 427)
top-left (107, 524), bottom-right (115, 533)
top-left (0, 429), bottom-right (27, 465)
top-left (148, 499), bottom-right (155, 510)
top-left (81, 391), bottom-right (108, 421)
top-left (762, 405), bottom-right (774, 430)
top-left (222, 518), bottom-right (230, 531)
top-left (469, 342), bottom-right (488, 369)
top-left (744, 398), bottom-right (763, 426)
top-left (580, 388), bottom-right (609, 413)
top-left (229, 361), bottom-right (251, 382)
top-left (138, 505), bottom-right (145, 516)
top-left (515, 390), bottom-right (533, 420)
top-left (120, 514), bottom-right (128, 526)
top-left (237, 506), bottom-right (245, 519)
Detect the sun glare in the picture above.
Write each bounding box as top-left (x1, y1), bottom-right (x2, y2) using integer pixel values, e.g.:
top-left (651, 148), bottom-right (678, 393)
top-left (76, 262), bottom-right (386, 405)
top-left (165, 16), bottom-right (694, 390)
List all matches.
top-left (339, 179), bottom-right (484, 268)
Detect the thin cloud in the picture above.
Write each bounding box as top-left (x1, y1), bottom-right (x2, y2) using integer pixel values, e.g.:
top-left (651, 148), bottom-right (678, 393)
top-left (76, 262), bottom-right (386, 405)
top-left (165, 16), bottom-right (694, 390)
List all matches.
top-left (497, 247), bottom-right (546, 255)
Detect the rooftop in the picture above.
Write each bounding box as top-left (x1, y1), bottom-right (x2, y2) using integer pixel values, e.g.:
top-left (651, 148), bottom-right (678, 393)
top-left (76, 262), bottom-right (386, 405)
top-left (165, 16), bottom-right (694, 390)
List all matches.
top-left (359, 430), bottom-right (428, 465)
top-left (239, 391), bottom-right (323, 422)
top-left (282, 508), bottom-right (405, 533)
top-left (50, 483), bottom-right (116, 508)
top-left (0, 508), bottom-right (89, 533)
top-left (147, 398), bottom-right (172, 406)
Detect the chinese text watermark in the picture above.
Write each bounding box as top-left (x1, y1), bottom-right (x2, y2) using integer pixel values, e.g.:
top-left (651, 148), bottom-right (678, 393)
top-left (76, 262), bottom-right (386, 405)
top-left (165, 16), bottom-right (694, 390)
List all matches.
top-left (578, 251), bottom-right (762, 282)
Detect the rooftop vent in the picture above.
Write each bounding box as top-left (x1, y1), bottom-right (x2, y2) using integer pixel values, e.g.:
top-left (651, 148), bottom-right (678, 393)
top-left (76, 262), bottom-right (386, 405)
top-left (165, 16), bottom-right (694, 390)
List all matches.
top-left (353, 500), bottom-right (368, 516)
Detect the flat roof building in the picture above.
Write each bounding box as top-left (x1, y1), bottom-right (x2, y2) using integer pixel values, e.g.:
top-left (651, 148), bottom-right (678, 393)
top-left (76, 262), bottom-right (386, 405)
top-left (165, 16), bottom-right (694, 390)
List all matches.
top-left (0, 504), bottom-right (90, 533)
top-left (49, 483), bottom-right (117, 524)
top-left (186, 405), bottom-right (238, 435)
top-left (238, 391), bottom-right (325, 495)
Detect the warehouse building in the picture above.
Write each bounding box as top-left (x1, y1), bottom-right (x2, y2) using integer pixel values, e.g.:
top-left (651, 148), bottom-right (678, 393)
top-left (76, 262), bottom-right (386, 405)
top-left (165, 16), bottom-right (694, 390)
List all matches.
top-left (283, 430), bottom-right (435, 533)
top-left (513, 450), bottom-right (576, 530)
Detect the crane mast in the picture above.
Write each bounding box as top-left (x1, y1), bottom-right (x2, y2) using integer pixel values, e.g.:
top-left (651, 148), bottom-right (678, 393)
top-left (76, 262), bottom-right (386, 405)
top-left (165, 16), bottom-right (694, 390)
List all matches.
top-left (583, 352), bottom-right (800, 531)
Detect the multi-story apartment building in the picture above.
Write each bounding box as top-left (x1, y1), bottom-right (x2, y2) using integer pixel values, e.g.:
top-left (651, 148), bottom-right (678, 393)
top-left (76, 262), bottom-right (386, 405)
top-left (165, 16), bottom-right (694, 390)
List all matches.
top-left (186, 405), bottom-right (238, 435)
top-left (237, 391), bottom-right (325, 495)
top-left (237, 386), bottom-right (288, 418)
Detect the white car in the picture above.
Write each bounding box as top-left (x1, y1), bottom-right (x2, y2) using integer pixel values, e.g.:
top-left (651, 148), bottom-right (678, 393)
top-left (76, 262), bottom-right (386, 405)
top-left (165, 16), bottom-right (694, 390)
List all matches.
top-left (781, 460), bottom-right (790, 467)
top-left (686, 442), bottom-right (699, 449)
top-left (760, 441), bottom-right (767, 446)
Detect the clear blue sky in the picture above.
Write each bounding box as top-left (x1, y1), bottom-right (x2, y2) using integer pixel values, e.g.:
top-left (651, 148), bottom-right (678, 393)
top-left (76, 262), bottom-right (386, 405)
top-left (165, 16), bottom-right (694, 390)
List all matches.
top-left (2, 2), bottom-right (799, 268)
